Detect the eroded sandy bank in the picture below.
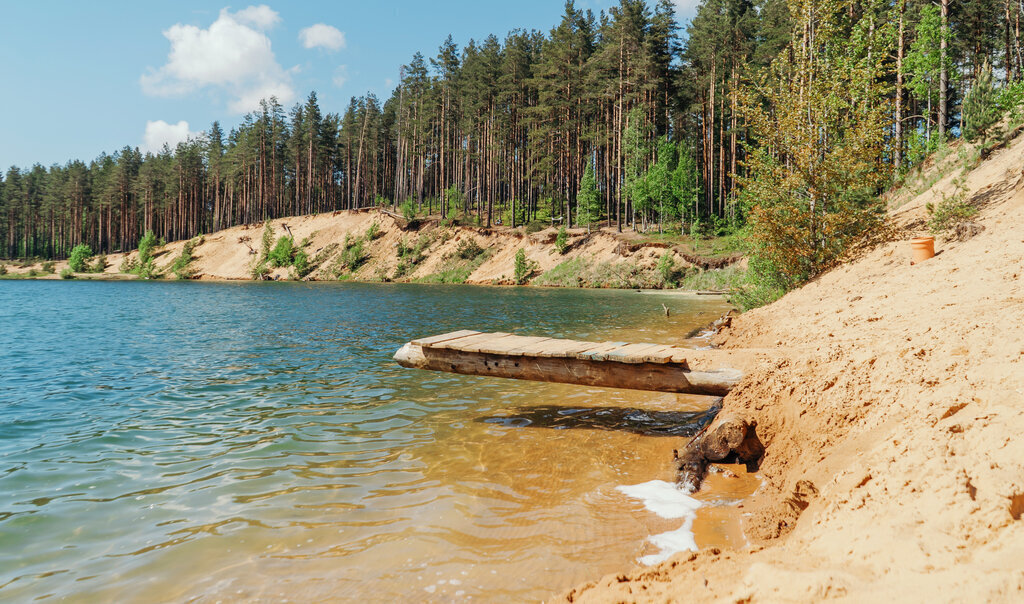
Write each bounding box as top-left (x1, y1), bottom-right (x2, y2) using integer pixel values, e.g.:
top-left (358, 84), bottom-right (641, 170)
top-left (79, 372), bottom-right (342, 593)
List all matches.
top-left (557, 139), bottom-right (1024, 602)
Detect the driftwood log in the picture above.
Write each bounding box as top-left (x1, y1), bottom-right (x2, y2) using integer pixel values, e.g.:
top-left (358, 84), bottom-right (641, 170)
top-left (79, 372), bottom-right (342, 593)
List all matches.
top-left (676, 413), bottom-right (764, 492)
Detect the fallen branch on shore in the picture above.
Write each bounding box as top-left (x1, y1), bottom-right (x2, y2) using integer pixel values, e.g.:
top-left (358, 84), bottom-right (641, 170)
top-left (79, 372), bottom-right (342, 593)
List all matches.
top-left (675, 413), bottom-right (764, 492)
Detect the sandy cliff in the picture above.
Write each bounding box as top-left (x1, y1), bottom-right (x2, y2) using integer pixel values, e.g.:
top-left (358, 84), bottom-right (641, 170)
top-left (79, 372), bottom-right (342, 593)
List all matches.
top-left (558, 139), bottom-right (1024, 601)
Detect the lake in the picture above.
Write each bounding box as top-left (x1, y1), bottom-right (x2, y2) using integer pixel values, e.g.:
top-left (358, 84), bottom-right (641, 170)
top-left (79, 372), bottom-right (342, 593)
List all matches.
top-left (0, 281), bottom-right (745, 602)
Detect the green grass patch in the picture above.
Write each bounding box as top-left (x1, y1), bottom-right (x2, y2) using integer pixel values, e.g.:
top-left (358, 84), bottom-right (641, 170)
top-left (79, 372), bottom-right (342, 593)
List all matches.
top-left (677, 264), bottom-right (747, 291)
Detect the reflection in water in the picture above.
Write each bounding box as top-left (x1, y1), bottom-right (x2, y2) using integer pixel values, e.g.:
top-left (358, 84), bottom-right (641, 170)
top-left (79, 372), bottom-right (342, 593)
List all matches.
top-left (0, 281), bottom-right (740, 603)
top-left (479, 399), bottom-right (722, 436)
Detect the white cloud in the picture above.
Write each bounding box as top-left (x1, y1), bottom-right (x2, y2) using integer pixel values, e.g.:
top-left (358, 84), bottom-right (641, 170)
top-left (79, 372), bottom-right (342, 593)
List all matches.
top-left (142, 120), bottom-right (198, 154)
top-left (234, 4), bottom-right (280, 29)
top-left (299, 24), bottom-right (346, 51)
top-left (140, 6), bottom-right (294, 114)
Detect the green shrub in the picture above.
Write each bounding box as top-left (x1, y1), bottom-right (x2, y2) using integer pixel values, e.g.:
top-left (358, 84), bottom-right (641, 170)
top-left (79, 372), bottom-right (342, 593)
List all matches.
top-left (400, 199), bottom-right (416, 221)
top-left (59, 268), bottom-right (74, 279)
top-left (41, 261), bottom-right (55, 274)
top-left (330, 235), bottom-right (367, 278)
top-left (250, 261), bottom-right (270, 280)
top-left (137, 231), bottom-right (158, 266)
top-left (396, 233), bottom-right (432, 267)
top-left (68, 244), bottom-right (92, 272)
top-left (524, 221), bottom-right (545, 234)
top-left (657, 251), bottom-right (680, 288)
top-left (555, 226), bottom-right (569, 255)
top-left (268, 236), bottom-right (295, 268)
top-left (260, 223), bottom-right (274, 261)
top-left (90, 254), bottom-right (107, 273)
top-left (455, 238), bottom-right (484, 260)
top-left (416, 265), bottom-right (474, 284)
top-left (170, 238), bottom-right (199, 279)
top-left (927, 197), bottom-right (978, 234)
top-left (27, 268), bottom-right (39, 277)
top-left (137, 258), bottom-right (161, 279)
top-left (0, 264), bottom-right (6, 275)
top-left (729, 257), bottom-right (787, 311)
top-left (119, 256), bottom-right (138, 273)
top-left (533, 257), bottom-right (588, 287)
top-left (514, 249), bottom-right (537, 285)
top-left (365, 221), bottom-right (381, 242)
top-left (293, 249), bottom-right (312, 277)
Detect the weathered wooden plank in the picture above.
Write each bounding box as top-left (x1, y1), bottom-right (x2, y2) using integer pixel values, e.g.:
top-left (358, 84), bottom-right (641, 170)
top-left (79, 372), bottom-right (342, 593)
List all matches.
top-left (667, 349), bottom-right (691, 364)
top-left (458, 333), bottom-right (516, 353)
top-left (634, 344), bottom-right (685, 364)
top-left (503, 337), bottom-right (558, 356)
top-left (577, 342), bottom-right (630, 361)
top-left (480, 336), bottom-right (556, 356)
top-left (603, 343), bottom-right (670, 364)
top-left (531, 339), bottom-right (600, 358)
top-left (412, 330), bottom-right (480, 347)
top-left (431, 332), bottom-right (511, 351)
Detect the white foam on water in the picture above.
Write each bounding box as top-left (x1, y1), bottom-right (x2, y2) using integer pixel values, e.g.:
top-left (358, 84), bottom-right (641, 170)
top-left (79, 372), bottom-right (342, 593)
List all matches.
top-left (617, 480), bottom-right (701, 566)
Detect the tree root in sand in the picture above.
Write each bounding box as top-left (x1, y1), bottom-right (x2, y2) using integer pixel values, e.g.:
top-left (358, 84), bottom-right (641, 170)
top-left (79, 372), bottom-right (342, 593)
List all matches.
top-left (675, 413), bottom-right (764, 492)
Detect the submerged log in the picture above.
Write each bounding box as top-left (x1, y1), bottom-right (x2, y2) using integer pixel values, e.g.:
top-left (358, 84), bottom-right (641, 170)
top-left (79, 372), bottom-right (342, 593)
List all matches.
top-left (393, 341), bottom-right (744, 396)
top-left (676, 414), bottom-right (764, 492)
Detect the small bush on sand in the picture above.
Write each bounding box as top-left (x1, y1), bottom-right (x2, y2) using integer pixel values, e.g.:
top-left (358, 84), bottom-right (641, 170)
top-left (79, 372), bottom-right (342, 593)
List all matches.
top-left (268, 236), bottom-right (295, 268)
top-left (555, 226), bottom-right (569, 255)
top-left (137, 231), bottom-right (158, 266)
top-left (455, 238), bottom-right (484, 260)
top-left (41, 261), bottom-right (56, 274)
top-left (90, 254), bottom-right (107, 273)
top-left (514, 249), bottom-right (538, 285)
top-left (60, 268), bottom-right (74, 279)
top-left (68, 244), bottom-right (92, 272)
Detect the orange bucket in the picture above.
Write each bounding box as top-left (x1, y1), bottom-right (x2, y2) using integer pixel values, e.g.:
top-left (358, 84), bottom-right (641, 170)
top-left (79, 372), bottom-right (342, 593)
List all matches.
top-left (911, 237), bottom-right (935, 263)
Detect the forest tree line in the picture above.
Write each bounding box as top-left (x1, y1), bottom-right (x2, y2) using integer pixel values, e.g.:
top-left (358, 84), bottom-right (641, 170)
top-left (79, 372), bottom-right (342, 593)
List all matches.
top-left (1, 0), bottom-right (1019, 261)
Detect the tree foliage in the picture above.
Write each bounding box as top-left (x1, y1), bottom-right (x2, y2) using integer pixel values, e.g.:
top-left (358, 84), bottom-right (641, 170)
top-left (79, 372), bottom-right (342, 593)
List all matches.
top-left (739, 0), bottom-right (890, 287)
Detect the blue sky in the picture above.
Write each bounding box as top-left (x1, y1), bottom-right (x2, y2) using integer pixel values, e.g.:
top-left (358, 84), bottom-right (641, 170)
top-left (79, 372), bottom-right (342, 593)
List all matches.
top-left (0, 1), bottom-right (699, 171)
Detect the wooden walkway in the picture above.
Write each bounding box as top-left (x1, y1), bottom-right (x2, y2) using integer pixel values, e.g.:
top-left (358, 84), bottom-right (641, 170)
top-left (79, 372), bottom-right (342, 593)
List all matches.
top-left (393, 330), bottom-right (744, 395)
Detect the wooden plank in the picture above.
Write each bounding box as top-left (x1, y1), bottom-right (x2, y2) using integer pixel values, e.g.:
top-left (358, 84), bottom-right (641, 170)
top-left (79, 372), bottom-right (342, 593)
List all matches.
top-left (635, 344), bottom-right (685, 364)
top-left (476, 335), bottom-right (553, 356)
top-left (412, 330), bottom-right (480, 348)
top-left (531, 339), bottom-right (600, 358)
top-left (427, 331), bottom-right (505, 351)
top-left (450, 332), bottom-right (515, 353)
top-left (502, 337), bottom-right (558, 356)
top-left (603, 342), bottom-right (669, 364)
top-left (576, 341), bottom-right (630, 361)
top-left (667, 348), bottom-right (691, 364)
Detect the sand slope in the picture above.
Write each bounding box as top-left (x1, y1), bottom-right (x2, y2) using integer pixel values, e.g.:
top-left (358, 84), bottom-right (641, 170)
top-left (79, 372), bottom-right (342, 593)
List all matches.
top-left (559, 139), bottom-right (1024, 601)
top-left (2, 210), bottom-right (714, 286)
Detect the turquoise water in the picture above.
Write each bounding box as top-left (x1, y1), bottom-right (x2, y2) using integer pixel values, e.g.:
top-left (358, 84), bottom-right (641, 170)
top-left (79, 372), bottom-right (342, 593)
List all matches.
top-left (0, 281), bottom-right (730, 602)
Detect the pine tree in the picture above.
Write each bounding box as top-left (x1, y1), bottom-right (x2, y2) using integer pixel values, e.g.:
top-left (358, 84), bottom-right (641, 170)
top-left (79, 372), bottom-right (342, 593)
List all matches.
top-left (963, 61), bottom-right (999, 143)
top-left (576, 158), bottom-right (601, 233)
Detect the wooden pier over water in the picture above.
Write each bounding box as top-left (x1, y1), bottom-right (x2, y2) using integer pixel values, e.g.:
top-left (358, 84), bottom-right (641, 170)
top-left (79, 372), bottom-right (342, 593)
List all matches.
top-left (393, 330), bottom-right (749, 395)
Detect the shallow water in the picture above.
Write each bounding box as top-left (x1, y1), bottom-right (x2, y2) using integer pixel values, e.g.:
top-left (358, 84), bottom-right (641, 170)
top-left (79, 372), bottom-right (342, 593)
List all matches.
top-left (0, 281), bottom-right (745, 602)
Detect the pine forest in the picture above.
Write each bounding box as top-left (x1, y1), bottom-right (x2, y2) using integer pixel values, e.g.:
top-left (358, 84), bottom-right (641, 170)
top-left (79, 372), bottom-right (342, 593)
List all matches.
top-left (2, 0), bottom-right (1019, 291)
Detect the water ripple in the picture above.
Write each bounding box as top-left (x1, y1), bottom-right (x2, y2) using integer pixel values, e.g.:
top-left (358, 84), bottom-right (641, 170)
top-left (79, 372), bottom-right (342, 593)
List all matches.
top-left (0, 281), bottom-right (730, 602)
